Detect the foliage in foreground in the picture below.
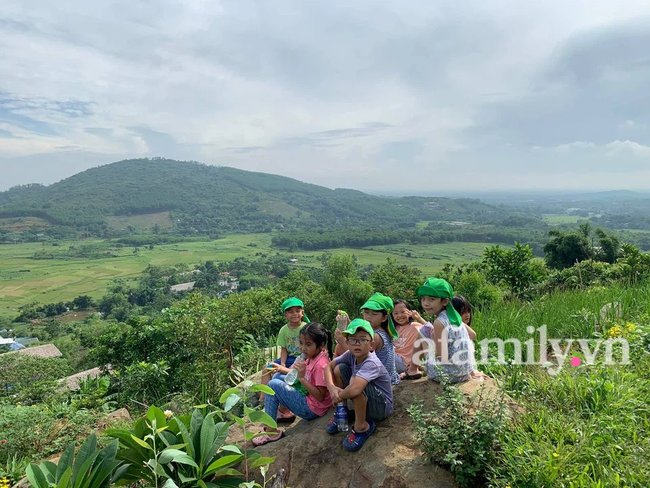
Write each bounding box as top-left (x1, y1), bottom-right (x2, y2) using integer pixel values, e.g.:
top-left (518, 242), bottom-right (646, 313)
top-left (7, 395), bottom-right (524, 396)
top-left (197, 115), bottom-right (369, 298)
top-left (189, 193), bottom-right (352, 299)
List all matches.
top-left (26, 383), bottom-right (278, 488)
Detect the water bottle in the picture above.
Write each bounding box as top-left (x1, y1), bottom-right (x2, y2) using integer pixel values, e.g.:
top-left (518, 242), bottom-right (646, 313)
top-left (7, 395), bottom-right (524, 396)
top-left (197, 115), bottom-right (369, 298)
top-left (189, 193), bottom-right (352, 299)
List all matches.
top-left (336, 310), bottom-right (349, 331)
top-left (335, 401), bottom-right (349, 432)
top-left (284, 353), bottom-right (306, 385)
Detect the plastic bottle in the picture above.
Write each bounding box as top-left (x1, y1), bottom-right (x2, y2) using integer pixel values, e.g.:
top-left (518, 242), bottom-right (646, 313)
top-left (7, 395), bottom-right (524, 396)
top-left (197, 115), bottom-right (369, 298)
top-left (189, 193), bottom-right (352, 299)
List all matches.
top-left (335, 401), bottom-right (349, 432)
top-left (337, 310), bottom-right (349, 331)
top-left (284, 353), bottom-right (306, 385)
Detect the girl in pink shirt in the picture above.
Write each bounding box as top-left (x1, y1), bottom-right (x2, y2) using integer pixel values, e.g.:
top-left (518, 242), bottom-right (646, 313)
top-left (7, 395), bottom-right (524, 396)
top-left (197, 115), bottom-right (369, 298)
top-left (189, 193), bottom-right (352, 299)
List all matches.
top-left (392, 299), bottom-right (427, 380)
top-left (254, 322), bottom-right (333, 445)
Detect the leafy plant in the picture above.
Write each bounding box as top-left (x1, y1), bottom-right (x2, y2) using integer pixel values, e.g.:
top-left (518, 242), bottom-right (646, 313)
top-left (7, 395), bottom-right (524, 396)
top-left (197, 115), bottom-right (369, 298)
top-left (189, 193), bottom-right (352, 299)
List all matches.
top-left (26, 434), bottom-right (127, 488)
top-left (409, 383), bottom-right (506, 487)
top-left (105, 381), bottom-right (277, 488)
top-left (0, 454), bottom-right (29, 485)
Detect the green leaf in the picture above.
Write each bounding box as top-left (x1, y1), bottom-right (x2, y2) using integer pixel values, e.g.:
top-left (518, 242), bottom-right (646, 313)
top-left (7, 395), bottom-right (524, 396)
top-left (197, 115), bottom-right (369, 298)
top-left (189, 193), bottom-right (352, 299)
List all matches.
top-left (56, 444), bottom-right (75, 483)
top-left (224, 393), bottom-right (240, 412)
top-left (219, 387), bottom-right (241, 403)
top-left (248, 385), bottom-right (275, 395)
top-left (147, 406), bottom-right (167, 429)
top-left (130, 434), bottom-right (153, 451)
top-left (249, 456), bottom-right (275, 469)
top-left (197, 480), bottom-right (208, 488)
top-left (72, 434), bottom-right (97, 482)
top-left (230, 415), bottom-right (246, 427)
top-left (219, 445), bottom-right (242, 455)
top-left (57, 467), bottom-right (73, 488)
top-left (40, 461), bottom-right (57, 483)
top-left (242, 380), bottom-right (254, 389)
top-left (163, 479), bottom-right (179, 488)
top-left (158, 449), bottom-right (186, 465)
top-left (171, 453), bottom-right (199, 468)
top-left (26, 464), bottom-right (48, 488)
top-left (210, 468), bottom-right (244, 477)
top-left (72, 452), bottom-right (99, 488)
top-left (178, 473), bottom-right (197, 483)
top-left (156, 426), bottom-right (170, 434)
top-left (204, 455), bottom-right (244, 476)
top-left (173, 418), bottom-right (194, 458)
top-left (248, 411), bottom-right (277, 429)
top-left (200, 414), bottom-right (216, 466)
top-left (194, 404), bottom-right (208, 409)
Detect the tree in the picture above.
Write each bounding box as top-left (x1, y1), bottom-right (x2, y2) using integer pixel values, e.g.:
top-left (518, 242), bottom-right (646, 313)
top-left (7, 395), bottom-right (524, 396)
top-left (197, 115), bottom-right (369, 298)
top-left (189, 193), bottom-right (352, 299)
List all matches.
top-left (72, 295), bottom-right (94, 310)
top-left (594, 228), bottom-right (620, 264)
top-left (543, 230), bottom-right (592, 269)
top-left (483, 242), bottom-right (545, 296)
top-left (321, 254), bottom-right (373, 314)
top-left (369, 258), bottom-right (422, 303)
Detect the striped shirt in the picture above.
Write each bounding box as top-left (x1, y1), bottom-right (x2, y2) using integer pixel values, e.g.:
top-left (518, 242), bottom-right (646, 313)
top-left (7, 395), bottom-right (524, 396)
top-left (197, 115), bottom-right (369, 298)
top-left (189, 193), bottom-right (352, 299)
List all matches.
top-left (374, 328), bottom-right (401, 385)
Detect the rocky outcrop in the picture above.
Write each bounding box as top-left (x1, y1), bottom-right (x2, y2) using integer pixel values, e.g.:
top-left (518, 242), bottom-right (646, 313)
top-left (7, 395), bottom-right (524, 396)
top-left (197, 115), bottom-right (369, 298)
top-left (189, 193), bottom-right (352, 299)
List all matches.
top-left (234, 377), bottom-right (500, 488)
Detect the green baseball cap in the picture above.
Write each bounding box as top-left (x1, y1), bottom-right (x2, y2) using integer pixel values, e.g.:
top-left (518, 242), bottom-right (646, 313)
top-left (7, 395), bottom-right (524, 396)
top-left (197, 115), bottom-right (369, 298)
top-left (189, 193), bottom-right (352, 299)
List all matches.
top-left (360, 292), bottom-right (397, 339)
top-left (343, 318), bottom-right (375, 339)
top-left (281, 297), bottom-right (310, 323)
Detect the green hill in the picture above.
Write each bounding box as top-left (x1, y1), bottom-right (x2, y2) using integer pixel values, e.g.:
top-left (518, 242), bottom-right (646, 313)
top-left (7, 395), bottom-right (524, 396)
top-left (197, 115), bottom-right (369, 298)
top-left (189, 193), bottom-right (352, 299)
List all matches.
top-left (0, 158), bottom-right (505, 236)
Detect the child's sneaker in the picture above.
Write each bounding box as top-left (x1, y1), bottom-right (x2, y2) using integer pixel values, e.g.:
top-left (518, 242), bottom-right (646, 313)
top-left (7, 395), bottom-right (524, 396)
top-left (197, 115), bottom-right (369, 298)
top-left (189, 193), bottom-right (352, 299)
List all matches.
top-left (342, 420), bottom-right (376, 452)
top-left (325, 415), bottom-right (339, 435)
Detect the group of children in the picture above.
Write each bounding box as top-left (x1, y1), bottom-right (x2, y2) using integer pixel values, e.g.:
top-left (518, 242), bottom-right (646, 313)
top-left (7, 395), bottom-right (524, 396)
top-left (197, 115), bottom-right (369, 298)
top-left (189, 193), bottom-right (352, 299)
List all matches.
top-left (254, 278), bottom-right (486, 452)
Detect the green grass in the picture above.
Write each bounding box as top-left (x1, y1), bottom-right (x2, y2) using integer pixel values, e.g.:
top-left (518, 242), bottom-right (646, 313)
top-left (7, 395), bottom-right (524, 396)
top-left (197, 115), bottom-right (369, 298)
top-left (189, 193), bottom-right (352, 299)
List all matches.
top-left (542, 214), bottom-right (588, 224)
top-left (106, 211), bottom-right (173, 230)
top-left (473, 284), bottom-right (650, 487)
top-left (0, 235), bottom-right (495, 317)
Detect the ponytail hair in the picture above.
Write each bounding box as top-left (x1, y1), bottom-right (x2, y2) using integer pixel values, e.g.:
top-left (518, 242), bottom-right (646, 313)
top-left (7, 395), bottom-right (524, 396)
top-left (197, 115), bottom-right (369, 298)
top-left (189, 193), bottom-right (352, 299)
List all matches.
top-left (300, 322), bottom-right (333, 360)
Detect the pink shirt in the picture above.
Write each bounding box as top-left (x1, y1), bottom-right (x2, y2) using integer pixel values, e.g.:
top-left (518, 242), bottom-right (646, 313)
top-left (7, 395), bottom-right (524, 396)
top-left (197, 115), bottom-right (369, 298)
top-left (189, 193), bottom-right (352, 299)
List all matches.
top-left (305, 350), bottom-right (332, 416)
top-left (394, 323), bottom-right (420, 369)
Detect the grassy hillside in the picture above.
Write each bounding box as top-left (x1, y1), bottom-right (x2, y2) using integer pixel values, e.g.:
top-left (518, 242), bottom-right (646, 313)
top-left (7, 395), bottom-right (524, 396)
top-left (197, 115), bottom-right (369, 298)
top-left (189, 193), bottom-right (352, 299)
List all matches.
top-left (0, 158), bottom-right (505, 236)
top-left (0, 235), bottom-right (496, 317)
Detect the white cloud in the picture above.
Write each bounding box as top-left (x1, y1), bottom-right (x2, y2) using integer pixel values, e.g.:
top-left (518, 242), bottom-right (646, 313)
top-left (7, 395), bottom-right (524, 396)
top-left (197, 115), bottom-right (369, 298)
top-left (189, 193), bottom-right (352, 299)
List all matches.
top-left (2, 0), bottom-right (650, 190)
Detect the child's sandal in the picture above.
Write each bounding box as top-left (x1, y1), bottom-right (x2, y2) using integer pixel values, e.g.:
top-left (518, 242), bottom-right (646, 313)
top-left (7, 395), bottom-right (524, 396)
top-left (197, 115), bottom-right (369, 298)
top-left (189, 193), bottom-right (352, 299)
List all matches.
top-left (252, 430), bottom-right (284, 446)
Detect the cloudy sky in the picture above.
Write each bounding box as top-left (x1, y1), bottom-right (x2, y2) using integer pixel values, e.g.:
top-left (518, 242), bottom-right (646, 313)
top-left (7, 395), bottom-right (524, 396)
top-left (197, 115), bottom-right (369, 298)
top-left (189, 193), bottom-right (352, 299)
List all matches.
top-left (2, 0), bottom-right (650, 193)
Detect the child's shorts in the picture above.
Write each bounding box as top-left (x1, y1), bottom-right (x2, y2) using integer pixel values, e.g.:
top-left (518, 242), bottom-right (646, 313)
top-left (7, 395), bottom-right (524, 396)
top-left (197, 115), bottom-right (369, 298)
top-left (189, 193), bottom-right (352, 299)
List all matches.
top-left (270, 356), bottom-right (297, 368)
top-left (336, 363), bottom-right (389, 421)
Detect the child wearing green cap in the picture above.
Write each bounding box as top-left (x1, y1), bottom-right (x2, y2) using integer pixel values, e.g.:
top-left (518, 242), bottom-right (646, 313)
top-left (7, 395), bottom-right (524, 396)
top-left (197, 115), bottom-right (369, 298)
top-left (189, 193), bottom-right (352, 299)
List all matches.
top-left (324, 318), bottom-right (394, 452)
top-left (407, 278), bottom-right (475, 383)
top-left (259, 297), bottom-right (309, 419)
top-left (360, 293), bottom-right (401, 385)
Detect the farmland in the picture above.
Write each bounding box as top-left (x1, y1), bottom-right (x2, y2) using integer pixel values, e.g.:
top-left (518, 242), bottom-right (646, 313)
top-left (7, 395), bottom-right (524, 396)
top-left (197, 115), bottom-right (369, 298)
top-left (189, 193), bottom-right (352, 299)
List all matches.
top-left (0, 234), bottom-right (495, 317)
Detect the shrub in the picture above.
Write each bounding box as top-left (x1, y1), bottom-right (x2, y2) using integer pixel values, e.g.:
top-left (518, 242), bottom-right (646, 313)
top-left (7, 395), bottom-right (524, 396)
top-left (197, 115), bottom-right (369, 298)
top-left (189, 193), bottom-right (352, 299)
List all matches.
top-left (409, 383), bottom-right (506, 487)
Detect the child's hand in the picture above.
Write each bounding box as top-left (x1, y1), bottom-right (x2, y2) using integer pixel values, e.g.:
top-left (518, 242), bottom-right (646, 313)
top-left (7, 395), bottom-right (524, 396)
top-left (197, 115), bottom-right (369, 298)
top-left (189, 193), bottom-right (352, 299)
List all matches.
top-left (328, 386), bottom-right (344, 404)
top-left (411, 310), bottom-right (426, 324)
top-left (294, 359), bottom-right (307, 379)
top-left (334, 328), bottom-right (345, 345)
top-left (272, 364), bottom-right (290, 375)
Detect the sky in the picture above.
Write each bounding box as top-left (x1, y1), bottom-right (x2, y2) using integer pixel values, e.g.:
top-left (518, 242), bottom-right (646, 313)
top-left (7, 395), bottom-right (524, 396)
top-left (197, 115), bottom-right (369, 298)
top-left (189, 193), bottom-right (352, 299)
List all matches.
top-left (2, 0), bottom-right (650, 193)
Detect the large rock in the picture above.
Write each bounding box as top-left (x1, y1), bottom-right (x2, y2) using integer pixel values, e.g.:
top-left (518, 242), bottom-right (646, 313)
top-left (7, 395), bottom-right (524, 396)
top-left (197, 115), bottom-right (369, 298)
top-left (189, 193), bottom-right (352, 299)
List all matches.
top-left (232, 377), bottom-right (499, 488)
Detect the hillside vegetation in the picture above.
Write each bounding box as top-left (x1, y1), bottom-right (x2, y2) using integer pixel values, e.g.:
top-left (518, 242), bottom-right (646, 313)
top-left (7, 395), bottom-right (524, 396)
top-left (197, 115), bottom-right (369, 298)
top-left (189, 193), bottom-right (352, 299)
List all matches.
top-left (0, 158), bottom-right (504, 236)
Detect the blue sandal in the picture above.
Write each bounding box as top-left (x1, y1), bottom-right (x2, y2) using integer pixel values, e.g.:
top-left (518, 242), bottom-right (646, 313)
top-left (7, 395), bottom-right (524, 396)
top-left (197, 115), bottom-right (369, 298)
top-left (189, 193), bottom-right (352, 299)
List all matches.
top-left (342, 420), bottom-right (376, 452)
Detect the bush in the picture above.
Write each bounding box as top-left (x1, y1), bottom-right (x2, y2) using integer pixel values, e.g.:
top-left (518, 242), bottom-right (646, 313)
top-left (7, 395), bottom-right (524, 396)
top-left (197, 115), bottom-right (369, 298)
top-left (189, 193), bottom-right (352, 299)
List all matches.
top-left (453, 270), bottom-right (503, 310)
top-left (409, 383), bottom-right (506, 487)
top-left (0, 404), bottom-right (100, 464)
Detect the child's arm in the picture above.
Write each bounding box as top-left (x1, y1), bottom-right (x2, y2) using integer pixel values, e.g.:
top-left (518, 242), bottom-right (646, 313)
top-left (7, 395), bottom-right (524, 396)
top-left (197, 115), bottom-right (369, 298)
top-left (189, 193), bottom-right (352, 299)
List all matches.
top-left (324, 359), bottom-right (344, 403)
top-left (295, 362), bottom-right (327, 401)
top-left (372, 332), bottom-right (384, 353)
top-left (464, 324), bottom-right (477, 341)
top-left (270, 363), bottom-right (291, 375)
top-left (279, 346), bottom-right (289, 367)
top-left (334, 329), bottom-right (348, 357)
top-left (339, 376), bottom-right (369, 400)
top-left (432, 319), bottom-right (448, 362)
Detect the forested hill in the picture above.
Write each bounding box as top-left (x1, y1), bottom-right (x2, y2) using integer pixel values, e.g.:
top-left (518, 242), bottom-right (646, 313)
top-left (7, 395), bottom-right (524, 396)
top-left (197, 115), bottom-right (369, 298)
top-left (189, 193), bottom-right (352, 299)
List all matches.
top-left (0, 158), bottom-right (505, 235)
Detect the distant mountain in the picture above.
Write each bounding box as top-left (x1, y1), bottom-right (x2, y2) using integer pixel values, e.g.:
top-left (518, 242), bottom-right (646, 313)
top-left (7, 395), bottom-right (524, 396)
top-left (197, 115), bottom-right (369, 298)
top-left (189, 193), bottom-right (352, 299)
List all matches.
top-left (0, 158), bottom-right (505, 235)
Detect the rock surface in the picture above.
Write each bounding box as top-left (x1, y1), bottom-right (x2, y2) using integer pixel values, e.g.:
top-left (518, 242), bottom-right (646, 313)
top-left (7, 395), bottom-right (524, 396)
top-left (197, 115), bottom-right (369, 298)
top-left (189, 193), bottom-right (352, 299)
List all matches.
top-left (232, 376), bottom-right (500, 488)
